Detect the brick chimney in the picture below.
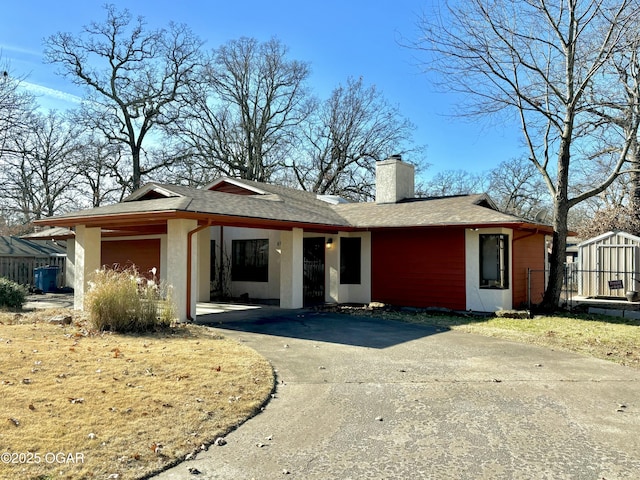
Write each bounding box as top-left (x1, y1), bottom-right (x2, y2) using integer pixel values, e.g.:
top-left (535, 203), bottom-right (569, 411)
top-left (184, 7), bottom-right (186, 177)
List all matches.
top-left (375, 155), bottom-right (415, 204)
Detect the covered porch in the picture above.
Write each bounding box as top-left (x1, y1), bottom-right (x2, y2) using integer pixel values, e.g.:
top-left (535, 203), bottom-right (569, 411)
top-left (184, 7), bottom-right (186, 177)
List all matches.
top-left (68, 216), bottom-right (370, 322)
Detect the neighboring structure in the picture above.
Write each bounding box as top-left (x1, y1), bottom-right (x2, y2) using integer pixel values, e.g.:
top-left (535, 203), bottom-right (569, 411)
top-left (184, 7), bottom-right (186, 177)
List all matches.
top-left (0, 236), bottom-right (66, 287)
top-left (577, 231), bottom-right (640, 298)
top-left (36, 157), bottom-right (553, 320)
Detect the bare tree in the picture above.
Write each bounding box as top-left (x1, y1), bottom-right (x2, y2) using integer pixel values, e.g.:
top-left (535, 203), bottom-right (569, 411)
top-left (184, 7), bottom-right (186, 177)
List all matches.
top-left (584, 30), bottom-right (640, 212)
top-left (292, 76), bottom-right (420, 201)
top-left (577, 204), bottom-right (640, 238)
top-left (0, 57), bottom-right (35, 156)
top-left (1, 111), bottom-right (81, 222)
top-left (44, 4), bottom-right (203, 191)
top-left (419, 169), bottom-right (485, 197)
top-left (487, 158), bottom-right (549, 220)
top-left (168, 37), bottom-right (312, 184)
top-left (416, 0), bottom-right (640, 309)
top-left (74, 135), bottom-right (131, 207)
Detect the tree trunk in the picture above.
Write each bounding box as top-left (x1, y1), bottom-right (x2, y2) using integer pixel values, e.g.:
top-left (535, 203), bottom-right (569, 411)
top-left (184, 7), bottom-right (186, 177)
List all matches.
top-left (541, 136), bottom-right (571, 310)
top-left (630, 138), bottom-right (640, 215)
top-left (132, 146), bottom-right (141, 191)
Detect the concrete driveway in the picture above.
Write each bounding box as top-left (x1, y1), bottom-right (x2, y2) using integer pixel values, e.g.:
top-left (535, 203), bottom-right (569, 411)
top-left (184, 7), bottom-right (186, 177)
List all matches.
top-left (155, 308), bottom-right (640, 479)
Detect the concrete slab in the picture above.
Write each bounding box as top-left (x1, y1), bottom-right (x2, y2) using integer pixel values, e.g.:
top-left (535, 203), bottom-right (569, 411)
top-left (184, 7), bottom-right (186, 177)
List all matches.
top-left (23, 292), bottom-right (74, 310)
top-left (153, 310), bottom-right (640, 479)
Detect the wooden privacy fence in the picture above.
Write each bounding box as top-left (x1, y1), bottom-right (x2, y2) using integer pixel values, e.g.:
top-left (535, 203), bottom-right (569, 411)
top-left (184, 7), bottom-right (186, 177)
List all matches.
top-left (0, 256), bottom-right (66, 288)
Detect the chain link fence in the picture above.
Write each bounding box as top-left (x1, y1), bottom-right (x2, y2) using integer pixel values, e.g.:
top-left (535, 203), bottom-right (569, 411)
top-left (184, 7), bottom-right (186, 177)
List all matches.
top-left (527, 264), bottom-right (639, 311)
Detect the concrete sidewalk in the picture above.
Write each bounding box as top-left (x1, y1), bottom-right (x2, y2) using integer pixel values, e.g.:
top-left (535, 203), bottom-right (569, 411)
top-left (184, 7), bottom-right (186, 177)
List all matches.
top-left (24, 292), bottom-right (74, 310)
top-left (154, 309), bottom-right (640, 479)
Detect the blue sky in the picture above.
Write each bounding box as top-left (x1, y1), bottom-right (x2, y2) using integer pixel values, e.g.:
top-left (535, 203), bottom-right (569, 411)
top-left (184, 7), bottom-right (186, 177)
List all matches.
top-left (0, 0), bottom-right (523, 177)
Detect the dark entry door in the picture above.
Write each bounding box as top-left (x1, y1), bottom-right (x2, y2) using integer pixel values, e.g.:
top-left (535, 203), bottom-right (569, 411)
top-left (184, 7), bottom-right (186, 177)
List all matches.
top-left (303, 237), bottom-right (325, 305)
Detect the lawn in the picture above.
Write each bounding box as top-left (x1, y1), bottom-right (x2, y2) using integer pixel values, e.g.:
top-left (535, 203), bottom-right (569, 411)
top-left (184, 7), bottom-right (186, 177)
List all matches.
top-left (340, 306), bottom-right (640, 369)
top-left (0, 309), bottom-right (274, 480)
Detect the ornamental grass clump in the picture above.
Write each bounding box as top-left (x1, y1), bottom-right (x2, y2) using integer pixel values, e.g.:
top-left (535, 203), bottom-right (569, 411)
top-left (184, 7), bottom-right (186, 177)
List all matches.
top-left (0, 277), bottom-right (27, 310)
top-left (85, 267), bottom-right (175, 332)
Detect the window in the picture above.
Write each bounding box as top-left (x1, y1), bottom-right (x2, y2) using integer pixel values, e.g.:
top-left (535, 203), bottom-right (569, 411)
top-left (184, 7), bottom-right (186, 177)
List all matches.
top-left (480, 234), bottom-right (509, 289)
top-left (232, 239), bottom-right (269, 282)
top-left (340, 237), bottom-right (361, 284)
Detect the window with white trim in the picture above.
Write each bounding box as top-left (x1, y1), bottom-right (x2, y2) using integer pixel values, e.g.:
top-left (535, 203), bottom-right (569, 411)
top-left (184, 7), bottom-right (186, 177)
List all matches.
top-left (479, 234), bottom-right (509, 289)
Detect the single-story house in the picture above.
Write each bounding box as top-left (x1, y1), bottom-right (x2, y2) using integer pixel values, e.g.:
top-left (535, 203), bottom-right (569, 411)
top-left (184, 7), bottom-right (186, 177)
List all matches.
top-left (36, 157), bottom-right (553, 320)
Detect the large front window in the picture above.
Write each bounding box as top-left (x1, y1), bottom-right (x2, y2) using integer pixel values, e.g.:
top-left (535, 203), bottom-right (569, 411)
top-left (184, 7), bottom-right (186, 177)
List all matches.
top-left (232, 239), bottom-right (269, 282)
top-left (480, 234), bottom-right (509, 289)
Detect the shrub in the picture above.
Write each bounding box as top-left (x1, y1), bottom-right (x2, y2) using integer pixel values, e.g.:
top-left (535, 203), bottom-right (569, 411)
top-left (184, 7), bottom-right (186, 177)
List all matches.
top-left (0, 278), bottom-right (27, 310)
top-left (85, 267), bottom-right (175, 333)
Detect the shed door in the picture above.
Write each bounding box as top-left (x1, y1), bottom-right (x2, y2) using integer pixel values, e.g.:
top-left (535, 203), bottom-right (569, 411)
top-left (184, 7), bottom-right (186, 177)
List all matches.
top-left (596, 245), bottom-right (638, 296)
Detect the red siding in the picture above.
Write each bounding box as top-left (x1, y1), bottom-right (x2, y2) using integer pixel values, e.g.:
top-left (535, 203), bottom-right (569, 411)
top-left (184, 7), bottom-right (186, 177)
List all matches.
top-left (512, 232), bottom-right (546, 308)
top-left (101, 239), bottom-right (161, 279)
top-left (371, 228), bottom-right (466, 310)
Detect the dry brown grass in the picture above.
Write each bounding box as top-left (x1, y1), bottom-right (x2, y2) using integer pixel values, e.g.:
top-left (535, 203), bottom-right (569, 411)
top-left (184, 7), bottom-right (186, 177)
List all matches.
top-left (0, 309), bottom-right (274, 480)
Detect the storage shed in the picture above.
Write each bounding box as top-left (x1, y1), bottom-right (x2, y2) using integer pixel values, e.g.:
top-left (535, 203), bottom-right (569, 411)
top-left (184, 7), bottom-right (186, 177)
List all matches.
top-left (577, 231), bottom-right (640, 298)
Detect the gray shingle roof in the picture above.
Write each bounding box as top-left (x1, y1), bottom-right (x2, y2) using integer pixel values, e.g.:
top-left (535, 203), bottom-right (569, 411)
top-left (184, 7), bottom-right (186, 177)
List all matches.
top-left (333, 194), bottom-right (528, 228)
top-left (0, 237), bottom-right (66, 257)
top-left (40, 178), bottom-right (545, 230)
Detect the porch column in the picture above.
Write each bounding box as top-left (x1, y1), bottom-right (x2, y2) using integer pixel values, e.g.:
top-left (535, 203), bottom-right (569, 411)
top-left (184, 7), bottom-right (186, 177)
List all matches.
top-left (167, 218), bottom-right (198, 322)
top-left (280, 227), bottom-right (304, 308)
top-left (197, 227), bottom-right (211, 302)
top-left (74, 225), bottom-right (101, 310)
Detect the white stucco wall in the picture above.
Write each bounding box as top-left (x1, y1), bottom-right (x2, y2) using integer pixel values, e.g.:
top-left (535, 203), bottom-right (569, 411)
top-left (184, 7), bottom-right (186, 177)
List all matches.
top-left (65, 238), bottom-right (75, 288)
top-left (280, 228), bottom-right (304, 308)
top-left (210, 226), bottom-right (283, 301)
top-left (208, 227), bottom-right (372, 306)
top-left (327, 232), bottom-right (371, 304)
top-left (167, 219), bottom-right (198, 322)
top-left (73, 225), bottom-right (101, 310)
top-left (465, 227), bottom-right (513, 312)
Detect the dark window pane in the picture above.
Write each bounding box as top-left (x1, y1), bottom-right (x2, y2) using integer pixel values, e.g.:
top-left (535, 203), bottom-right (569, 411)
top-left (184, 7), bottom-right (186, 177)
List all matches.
top-left (479, 234), bottom-right (509, 289)
top-left (232, 239), bottom-right (269, 282)
top-left (340, 237), bottom-right (361, 284)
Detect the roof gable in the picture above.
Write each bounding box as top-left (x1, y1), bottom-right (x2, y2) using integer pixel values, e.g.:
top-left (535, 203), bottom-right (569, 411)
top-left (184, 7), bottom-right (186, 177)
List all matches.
top-left (206, 177), bottom-right (267, 196)
top-left (578, 230), bottom-right (640, 247)
top-left (124, 183), bottom-right (183, 202)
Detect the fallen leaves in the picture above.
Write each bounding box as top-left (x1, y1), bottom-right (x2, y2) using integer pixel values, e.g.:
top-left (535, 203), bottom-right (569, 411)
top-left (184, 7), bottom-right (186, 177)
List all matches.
top-left (0, 314), bottom-right (274, 479)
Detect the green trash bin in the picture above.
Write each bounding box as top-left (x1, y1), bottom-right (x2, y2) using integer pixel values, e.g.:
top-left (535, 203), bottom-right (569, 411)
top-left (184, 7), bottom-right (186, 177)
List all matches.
top-left (34, 266), bottom-right (60, 293)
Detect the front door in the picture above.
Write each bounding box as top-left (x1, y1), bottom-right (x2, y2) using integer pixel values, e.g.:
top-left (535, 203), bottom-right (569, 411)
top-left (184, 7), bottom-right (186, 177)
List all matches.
top-left (303, 237), bottom-right (325, 305)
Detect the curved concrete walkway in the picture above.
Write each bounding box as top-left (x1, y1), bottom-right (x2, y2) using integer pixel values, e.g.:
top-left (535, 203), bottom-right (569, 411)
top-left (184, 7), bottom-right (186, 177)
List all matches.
top-left (155, 308), bottom-right (640, 479)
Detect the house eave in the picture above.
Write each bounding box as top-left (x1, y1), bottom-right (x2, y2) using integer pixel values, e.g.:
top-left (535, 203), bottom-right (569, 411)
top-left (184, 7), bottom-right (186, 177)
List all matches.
top-left (34, 210), bottom-right (355, 234)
